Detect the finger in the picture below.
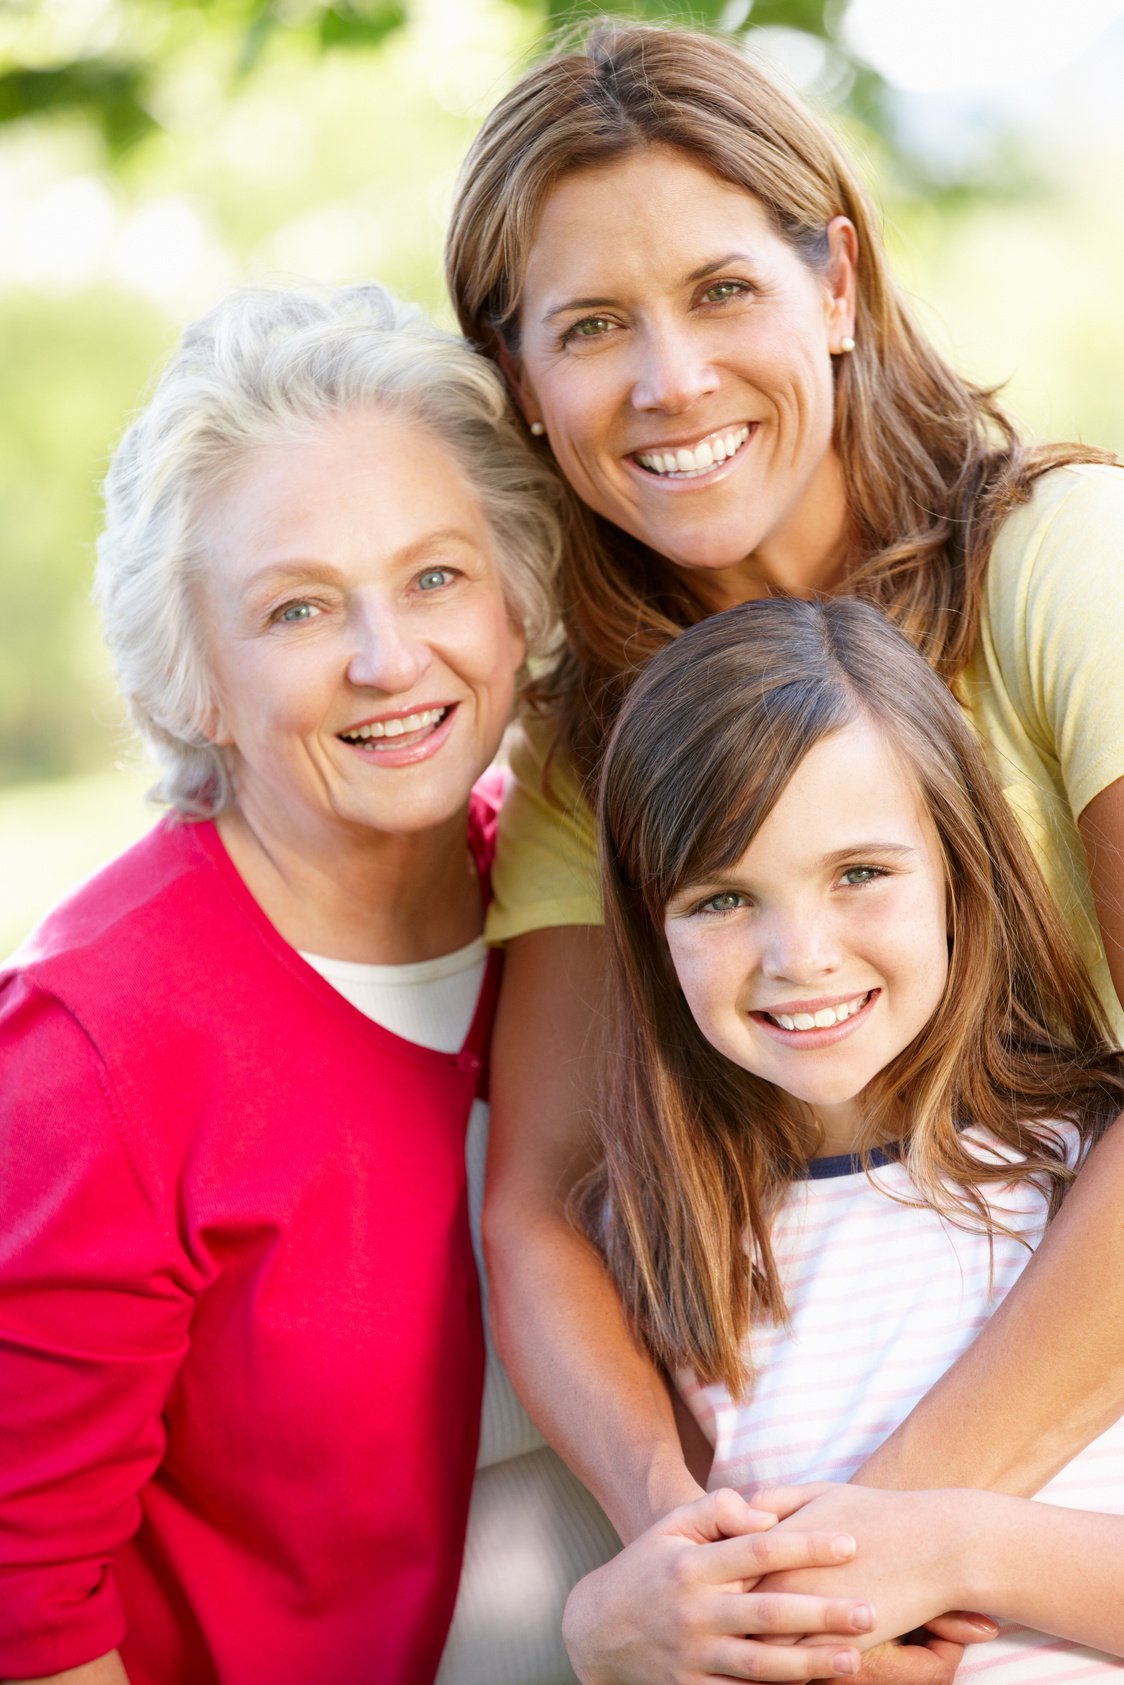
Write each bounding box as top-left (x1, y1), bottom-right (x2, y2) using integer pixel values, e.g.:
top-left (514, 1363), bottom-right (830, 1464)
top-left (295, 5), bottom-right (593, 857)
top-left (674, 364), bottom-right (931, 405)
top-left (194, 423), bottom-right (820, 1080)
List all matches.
top-left (674, 1485), bottom-right (781, 1544)
top-left (915, 1637), bottom-right (966, 1668)
top-left (748, 1482), bottom-right (839, 1521)
top-left (707, 1638), bottom-right (862, 1680)
top-left (724, 1591), bottom-right (874, 1638)
top-left (695, 1526), bottom-right (858, 1584)
top-left (837, 1638), bottom-right (962, 1683)
top-left (924, 1610), bottom-right (999, 1644)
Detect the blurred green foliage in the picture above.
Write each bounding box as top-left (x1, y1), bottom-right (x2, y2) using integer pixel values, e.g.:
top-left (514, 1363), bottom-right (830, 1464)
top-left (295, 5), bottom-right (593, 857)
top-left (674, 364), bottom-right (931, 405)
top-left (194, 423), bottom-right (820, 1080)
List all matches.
top-left (1, 0), bottom-right (1122, 803)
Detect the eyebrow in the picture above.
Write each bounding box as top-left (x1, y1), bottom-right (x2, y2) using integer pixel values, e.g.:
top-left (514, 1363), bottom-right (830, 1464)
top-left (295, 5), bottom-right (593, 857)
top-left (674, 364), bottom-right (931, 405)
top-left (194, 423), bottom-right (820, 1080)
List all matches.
top-left (539, 252), bottom-right (757, 328)
top-left (821, 842), bottom-right (919, 866)
top-left (241, 529), bottom-right (483, 599)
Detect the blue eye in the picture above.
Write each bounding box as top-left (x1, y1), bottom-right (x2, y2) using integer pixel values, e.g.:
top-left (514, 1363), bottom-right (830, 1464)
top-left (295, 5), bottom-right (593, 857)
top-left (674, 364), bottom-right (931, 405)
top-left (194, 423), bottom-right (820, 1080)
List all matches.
top-left (417, 568), bottom-right (456, 591)
top-left (275, 600), bottom-right (318, 623)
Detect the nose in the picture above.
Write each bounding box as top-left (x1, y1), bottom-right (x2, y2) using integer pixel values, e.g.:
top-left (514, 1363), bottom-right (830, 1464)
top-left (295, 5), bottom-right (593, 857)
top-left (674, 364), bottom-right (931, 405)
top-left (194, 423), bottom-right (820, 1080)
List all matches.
top-left (759, 903), bottom-right (842, 985)
top-left (630, 323), bottom-right (719, 414)
top-left (346, 599), bottom-right (432, 695)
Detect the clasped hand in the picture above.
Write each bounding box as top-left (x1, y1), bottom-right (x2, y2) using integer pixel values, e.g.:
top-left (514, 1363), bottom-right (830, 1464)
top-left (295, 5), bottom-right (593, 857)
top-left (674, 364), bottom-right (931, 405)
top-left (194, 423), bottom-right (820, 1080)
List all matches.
top-left (561, 1483), bottom-right (997, 1684)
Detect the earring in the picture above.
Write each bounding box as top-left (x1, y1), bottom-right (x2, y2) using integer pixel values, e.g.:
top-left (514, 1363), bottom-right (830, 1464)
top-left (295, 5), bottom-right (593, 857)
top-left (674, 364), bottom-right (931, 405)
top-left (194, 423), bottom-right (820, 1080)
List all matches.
top-left (839, 336), bottom-right (856, 354)
top-left (529, 420), bottom-right (545, 437)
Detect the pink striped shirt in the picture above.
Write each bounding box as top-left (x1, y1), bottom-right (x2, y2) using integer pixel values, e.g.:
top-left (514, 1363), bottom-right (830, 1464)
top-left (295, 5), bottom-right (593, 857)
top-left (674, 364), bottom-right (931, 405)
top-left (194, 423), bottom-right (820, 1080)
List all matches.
top-left (678, 1129), bottom-right (1124, 1681)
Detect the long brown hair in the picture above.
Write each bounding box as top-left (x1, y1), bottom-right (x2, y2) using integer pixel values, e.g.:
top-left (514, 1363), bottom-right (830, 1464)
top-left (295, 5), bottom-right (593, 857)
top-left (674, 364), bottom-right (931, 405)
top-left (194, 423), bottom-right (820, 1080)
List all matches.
top-left (446, 22), bottom-right (1114, 784)
top-left (583, 597), bottom-right (1124, 1395)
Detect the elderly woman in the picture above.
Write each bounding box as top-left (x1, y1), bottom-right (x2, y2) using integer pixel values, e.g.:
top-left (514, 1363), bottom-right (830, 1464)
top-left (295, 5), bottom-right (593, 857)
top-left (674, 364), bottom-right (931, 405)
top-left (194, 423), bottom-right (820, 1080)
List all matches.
top-left (443, 22), bottom-right (1124, 1681)
top-left (0, 283), bottom-right (621, 1685)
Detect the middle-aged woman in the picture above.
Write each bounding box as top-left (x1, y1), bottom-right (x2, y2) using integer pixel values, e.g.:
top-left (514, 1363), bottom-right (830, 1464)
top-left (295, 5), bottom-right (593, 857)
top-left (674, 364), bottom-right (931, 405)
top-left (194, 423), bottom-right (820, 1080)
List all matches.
top-left (443, 22), bottom-right (1124, 1680)
top-left (0, 283), bottom-right (648, 1685)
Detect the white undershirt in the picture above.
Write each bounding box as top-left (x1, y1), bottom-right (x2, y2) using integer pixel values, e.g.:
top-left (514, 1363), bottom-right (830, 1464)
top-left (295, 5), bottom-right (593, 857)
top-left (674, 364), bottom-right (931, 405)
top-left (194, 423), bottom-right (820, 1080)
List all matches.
top-left (300, 941), bottom-right (616, 1685)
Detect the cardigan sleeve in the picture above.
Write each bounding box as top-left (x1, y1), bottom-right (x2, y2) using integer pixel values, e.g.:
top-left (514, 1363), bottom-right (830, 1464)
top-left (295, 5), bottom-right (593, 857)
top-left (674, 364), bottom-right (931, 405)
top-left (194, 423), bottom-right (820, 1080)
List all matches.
top-left (0, 972), bottom-right (194, 1677)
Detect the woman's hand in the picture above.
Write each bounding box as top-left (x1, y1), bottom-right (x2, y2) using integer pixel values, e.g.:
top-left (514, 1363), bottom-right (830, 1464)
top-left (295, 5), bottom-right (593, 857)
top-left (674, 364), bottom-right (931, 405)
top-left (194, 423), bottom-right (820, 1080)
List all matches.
top-left (561, 1486), bottom-right (876, 1684)
top-left (748, 1484), bottom-right (999, 1658)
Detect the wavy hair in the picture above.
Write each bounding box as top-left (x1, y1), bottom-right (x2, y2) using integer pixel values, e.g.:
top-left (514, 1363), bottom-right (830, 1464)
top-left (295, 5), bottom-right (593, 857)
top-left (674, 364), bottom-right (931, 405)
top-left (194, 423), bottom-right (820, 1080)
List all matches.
top-left (446, 21), bottom-right (1113, 785)
top-left (582, 597), bottom-right (1124, 1395)
top-left (97, 282), bottom-right (562, 816)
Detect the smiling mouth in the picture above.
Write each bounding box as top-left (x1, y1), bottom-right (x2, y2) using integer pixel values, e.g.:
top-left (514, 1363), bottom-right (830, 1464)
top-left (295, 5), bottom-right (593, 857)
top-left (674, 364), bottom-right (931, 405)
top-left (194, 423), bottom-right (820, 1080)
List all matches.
top-left (633, 424), bottom-right (752, 479)
top-left (338, 705), bottom-right (451, 751)
top-left (758, 990), bottom-right (874, 1032)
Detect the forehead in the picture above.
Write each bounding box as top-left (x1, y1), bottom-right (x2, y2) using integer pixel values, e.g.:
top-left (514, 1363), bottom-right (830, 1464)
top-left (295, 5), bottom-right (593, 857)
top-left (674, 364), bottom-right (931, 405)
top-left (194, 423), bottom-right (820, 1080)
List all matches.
top-left (743, 717), bottom-right (940, 864)
top-left (522, 145), bottom-right (779, 294)
top-left (200, 407), bottom-right (490, 575)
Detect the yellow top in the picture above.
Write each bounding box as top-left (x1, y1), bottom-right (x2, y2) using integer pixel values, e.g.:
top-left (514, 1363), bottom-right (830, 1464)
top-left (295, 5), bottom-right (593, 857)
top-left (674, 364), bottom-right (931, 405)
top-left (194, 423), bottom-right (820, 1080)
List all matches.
top-left (487, 463), bottom-right (1124, 1037)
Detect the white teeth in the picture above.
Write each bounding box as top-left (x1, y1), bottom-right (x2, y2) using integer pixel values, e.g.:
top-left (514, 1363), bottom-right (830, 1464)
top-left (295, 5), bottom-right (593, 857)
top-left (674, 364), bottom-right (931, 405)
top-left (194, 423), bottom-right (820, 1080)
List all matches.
top-left (635, 425), bottom-right (751, 478)
top-left (768, 992), bottom-right (870, 1032)
top-left (340, 707), bottom-right (446, 743)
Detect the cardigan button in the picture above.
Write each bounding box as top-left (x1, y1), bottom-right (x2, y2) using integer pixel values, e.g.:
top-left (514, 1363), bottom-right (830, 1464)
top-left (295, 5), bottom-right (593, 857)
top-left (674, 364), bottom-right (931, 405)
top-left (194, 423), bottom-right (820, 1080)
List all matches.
top-left (459, 1052), bottom-right (481, 1074)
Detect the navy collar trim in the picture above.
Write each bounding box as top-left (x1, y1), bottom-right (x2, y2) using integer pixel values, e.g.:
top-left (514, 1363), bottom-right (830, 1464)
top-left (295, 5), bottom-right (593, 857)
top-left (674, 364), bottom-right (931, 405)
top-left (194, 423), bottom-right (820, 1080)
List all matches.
top-left (803, 1143), bottom-right (905, 1180)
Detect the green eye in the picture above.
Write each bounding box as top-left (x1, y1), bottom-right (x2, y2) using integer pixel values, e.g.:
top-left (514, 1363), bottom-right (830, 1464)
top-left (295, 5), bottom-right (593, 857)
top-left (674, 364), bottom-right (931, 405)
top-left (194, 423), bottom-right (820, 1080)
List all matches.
top-left (418, 568), bottom-right (455, 591)
top-left (699, 890), bottom-right (747, 914)
top-left (841, 866), bottom-right (883, 886)
top-left (702, 280), bottom-right (750, 305)
top-left (564, 316), bottom-right (614, 344)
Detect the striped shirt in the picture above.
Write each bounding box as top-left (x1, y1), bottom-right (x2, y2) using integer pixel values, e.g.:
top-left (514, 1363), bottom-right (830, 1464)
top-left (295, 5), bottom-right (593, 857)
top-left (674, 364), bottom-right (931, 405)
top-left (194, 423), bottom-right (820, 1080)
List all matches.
top-left (678, 1128), bottom-right (1124, 1681)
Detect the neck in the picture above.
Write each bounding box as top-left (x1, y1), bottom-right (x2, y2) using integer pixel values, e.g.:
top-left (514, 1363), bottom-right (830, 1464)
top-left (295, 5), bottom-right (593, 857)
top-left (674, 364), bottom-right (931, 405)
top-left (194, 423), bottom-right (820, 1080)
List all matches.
top-left (686, 454), bottom-right (856, 613)
top-left (216, 804), bottom-right (482, 965)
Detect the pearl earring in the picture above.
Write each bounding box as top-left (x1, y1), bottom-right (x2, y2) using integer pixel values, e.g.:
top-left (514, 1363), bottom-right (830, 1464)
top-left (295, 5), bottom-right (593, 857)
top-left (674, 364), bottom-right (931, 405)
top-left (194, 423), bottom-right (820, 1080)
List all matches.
top-left (529, 420), bottom-right (546, 437)
top-left (839, 336), bottom-right (856, 354)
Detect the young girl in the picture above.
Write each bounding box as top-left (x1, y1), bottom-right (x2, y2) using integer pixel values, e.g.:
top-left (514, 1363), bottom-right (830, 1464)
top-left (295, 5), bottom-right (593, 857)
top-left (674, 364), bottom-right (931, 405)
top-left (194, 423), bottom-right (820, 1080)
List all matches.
top-left (583, 594), bottom-right (1124, 1679)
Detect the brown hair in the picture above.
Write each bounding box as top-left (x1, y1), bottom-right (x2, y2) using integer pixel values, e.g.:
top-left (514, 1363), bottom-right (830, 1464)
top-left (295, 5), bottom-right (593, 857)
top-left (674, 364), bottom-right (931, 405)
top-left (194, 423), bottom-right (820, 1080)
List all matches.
top-left (446, 22), bottom-right (1113, 783)
top-left (584, 596), bottom-right (1124, 1395)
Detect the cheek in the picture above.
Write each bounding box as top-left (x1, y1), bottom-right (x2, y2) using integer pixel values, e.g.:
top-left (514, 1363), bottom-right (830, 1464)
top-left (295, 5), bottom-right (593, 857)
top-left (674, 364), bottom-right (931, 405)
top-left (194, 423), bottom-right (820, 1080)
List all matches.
top-left (454, 599), bottom-right (524, 704)
top-left (665, 932), bottom-right (737, 1029)
top-left (885, 890), bottom-right (950, 1007)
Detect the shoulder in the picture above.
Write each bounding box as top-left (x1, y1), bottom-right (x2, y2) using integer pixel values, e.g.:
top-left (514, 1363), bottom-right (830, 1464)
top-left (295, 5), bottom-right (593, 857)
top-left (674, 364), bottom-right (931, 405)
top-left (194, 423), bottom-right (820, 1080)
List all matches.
top-left (9, 816), bottom-right (232, 987)
top-left (486, 715), bottom-right (603, 942)
top-left (988, 461), bottom-right (1124, 586)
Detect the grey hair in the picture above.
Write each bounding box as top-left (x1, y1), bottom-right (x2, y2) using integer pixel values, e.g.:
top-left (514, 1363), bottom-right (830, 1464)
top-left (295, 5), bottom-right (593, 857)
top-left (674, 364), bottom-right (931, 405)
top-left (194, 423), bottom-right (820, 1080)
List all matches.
top-left (96, 281), bottom-right (562, 817)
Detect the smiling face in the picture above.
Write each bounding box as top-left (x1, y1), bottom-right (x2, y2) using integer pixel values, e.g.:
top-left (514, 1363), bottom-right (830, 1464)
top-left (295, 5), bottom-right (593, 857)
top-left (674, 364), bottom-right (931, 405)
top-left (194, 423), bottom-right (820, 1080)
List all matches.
top-left (663, 717), bottom-right (949, 1155)
top-left (198, 406), bottom-right (525, 866)
top-left (513, 145), bottom-right (856, 605)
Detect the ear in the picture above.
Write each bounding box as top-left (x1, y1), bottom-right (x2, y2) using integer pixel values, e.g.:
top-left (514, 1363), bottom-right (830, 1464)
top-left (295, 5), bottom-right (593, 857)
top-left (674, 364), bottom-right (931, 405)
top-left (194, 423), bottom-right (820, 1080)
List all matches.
top-left (496, 339), bottom-right (543, 434)
top-left (199, 692), bottom-right (233, 750)
top-left (824, 215), bottom-right (858, 350)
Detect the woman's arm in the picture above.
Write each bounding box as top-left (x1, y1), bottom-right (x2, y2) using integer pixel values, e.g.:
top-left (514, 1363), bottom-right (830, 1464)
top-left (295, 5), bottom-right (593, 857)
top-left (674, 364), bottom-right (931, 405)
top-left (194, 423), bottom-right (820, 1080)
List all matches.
top-left (757, 1483), bottom-right (1124, 1659)
top-left (0, 980), bottom-right (191, 1681)
top-left (484, 925), bottom-right (704, 1541)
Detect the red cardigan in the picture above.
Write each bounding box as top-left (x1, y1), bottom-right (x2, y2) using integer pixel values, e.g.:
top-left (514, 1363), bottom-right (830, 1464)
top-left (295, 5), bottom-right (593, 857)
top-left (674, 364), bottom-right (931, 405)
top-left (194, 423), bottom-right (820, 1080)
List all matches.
top-left (0, 803), bottom-right (498, 1683)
